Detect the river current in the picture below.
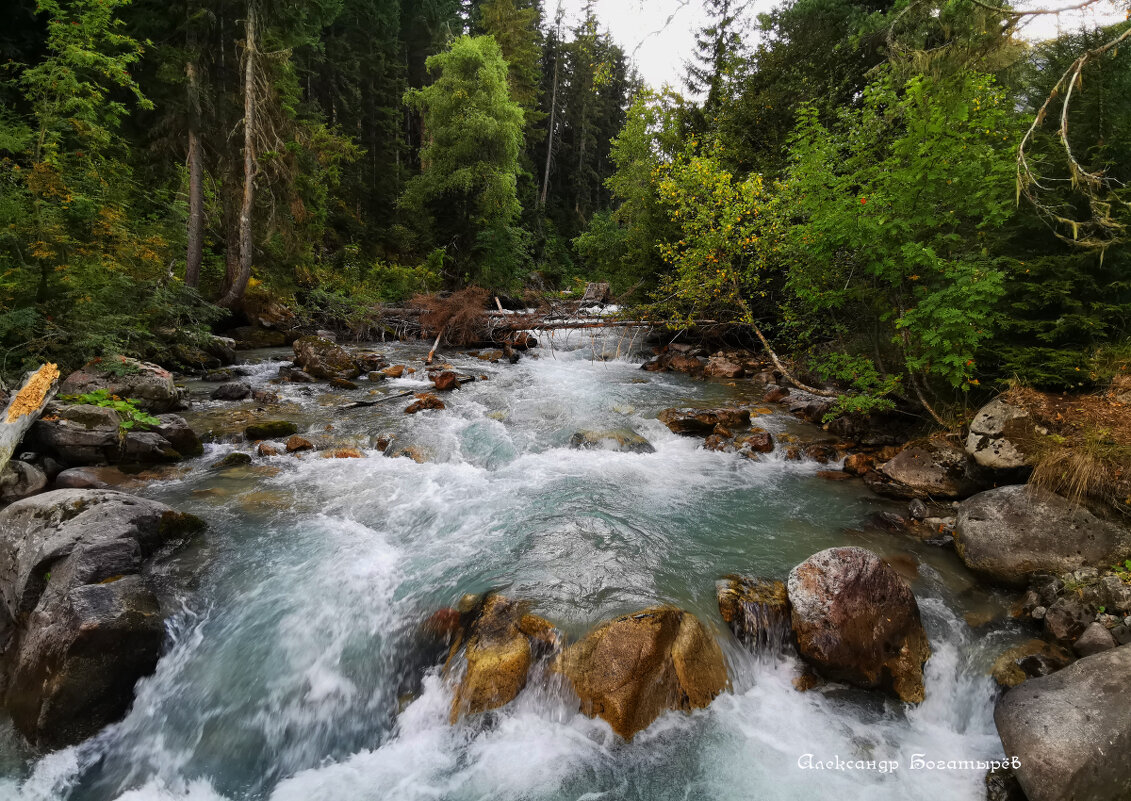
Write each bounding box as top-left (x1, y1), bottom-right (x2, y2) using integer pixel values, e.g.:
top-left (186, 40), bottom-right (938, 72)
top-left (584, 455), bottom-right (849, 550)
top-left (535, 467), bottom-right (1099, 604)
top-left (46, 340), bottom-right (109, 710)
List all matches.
top-left (1, 331), bottom-right (1023, 801)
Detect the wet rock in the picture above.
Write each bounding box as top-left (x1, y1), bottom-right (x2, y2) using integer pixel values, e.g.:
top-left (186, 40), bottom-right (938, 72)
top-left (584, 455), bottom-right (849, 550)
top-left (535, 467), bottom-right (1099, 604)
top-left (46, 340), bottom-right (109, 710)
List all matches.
top-left (965, 397), bottom-right (1036, 480)
top-left (59, 357), bottom-right (180, 413)
top-left (568, 429), bottom-right (655, 454)
top-left (245, 420), bottom-right (298, 440)
top-left (1074, 622), bottom-right (1116, 657)
top-left (735, 430), bottom-right (774, 454)
top-left (991, 639), bottom-right (1074, 688)
top-left (383, 365), bottom-right (406, 378)
top-left (954, 485), bottom-right (1131, 586)
top-left (256, 442), bottom-right (279, 457)
top-left (787, 547), bottom-right (931, 703)
top-left (0, 489), bottom-right (204, 747)
top-left (367, 371), bottom-right (387, 382)
top-left (803, 443), bottom-right (837, 464)
top-left (995, 643), bottom-right (1131, 801)
top-left (322, 448), bottom-right (364, 459)
top-left (0, 461), bottom-right (47, 502)
top-left (870, 434), bottom-right (980, 500)
top-left (703, 434), bottom-right (734, 453)
top-left (278, 366), bottom-right (317, 384)
top-left (53, 466), bottom-right (141, 491)
top-left (559, 607), bottom-right (728, 740)
top-left (703, 357), bottom-right (744, 379)
top-left (405, 394), bottom-right (445, 414)
top-left (717, 576), bottom-right (792, 655)
top-left (785, 396), bottom-right (834, 425)
top-left (168, 344), bottom-right (218, 372)
top-left (1095, 575), bottom-right (1131, 613)
top-left (826, 410), bottom-right (917, 448)
top-left (985, 767), bottom-right (1028, 801)
top-left (211, 452), bottom-right (252, 469)
top-left (353, 352), bottom-right (388, 372)
top-left (763, 386), bottom-right (790, 404)
top-left (842, 453), bottom-right (874, 476)
top-left (658, 408), bottom-right (751, 437)
top-left (328, 378), bottom-right (359, 390)
top-left (450, 595), bottom-right (557, 722)
top-left (252, 389), bottom-right (279, 404)
top-left (285, 435), bottom-right (314, 453)
top-left (817, 470), bottom-right (852, 481)
top-left (292, 336), bottom-right (361, 381)
top-left (432, 371), bottom-right (460, 392)
top-left (1044, 598), bottom-right (1091, 644)
top-left (153, 415), bottom-right (203, 458)
top-left (121, 432), bottom-right (180, 464)
top-left (668, 354), bottom-right (705, 375)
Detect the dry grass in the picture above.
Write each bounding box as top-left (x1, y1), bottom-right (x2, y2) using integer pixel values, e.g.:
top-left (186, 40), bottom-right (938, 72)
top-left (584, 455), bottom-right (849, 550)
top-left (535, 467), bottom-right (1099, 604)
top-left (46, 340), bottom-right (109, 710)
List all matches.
top-left (1007, 384), bottom-right (1131, 516)
top-left (411, 287), bottom-right (490, 346)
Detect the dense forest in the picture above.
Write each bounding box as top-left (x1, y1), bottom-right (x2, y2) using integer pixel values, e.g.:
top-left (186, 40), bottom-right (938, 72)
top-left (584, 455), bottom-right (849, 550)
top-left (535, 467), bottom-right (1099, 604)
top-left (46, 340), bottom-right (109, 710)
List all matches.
top-left (1, 0), bottom-right (1128, 420)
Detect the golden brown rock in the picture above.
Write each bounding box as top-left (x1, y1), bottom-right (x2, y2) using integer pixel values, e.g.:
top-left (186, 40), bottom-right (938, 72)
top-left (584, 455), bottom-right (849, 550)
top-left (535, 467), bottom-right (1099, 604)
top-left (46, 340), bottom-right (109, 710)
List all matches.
top-left (450, 595), bottom-right (539, 723)
top-left (559, 607), bottom-right (728, 740)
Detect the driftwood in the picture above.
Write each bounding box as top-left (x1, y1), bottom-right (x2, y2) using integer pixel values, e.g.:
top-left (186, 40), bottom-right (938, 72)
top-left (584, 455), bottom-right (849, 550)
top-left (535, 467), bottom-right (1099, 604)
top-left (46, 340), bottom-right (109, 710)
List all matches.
top-left (1, 363), bottom-right (61, 477)
top-left (426, 327), bottom-right (445, 365)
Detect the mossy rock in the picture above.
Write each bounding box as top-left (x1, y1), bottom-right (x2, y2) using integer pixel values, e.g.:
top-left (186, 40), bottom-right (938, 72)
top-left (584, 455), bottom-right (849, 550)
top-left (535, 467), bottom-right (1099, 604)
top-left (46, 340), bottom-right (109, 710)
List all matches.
top-left (212, 452), bottom-right (252, 469)
top-left (245, 420), bottom-right (298, 440)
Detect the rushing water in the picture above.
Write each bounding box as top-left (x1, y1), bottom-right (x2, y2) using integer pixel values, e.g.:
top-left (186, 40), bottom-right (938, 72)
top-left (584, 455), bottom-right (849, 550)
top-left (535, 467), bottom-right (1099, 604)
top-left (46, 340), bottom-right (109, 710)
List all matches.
top-left (1, 331), bottom-right (1025, 801)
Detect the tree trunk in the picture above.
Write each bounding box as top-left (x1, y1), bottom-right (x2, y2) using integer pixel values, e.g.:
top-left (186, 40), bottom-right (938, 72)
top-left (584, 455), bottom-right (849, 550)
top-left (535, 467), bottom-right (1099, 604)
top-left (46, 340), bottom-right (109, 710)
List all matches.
top-left (0, 364), bottom-right (60, 479)
top-left (539, 25), bottom-right (560, 208)
top-left (219, 1), bottom-right (258, 309)
top-left (185, 55), bottom-right (204, 287)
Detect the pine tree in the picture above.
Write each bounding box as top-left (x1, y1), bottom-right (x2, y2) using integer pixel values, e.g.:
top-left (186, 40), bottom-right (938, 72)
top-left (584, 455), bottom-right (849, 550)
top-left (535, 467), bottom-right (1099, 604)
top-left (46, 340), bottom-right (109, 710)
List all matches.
top-left (685, 0), bottom-right (747, 126)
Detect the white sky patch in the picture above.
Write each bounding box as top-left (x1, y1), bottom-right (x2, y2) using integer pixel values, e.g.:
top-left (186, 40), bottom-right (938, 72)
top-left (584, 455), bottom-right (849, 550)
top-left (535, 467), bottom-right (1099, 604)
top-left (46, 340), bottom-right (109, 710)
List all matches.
top-left (558, 0), bottom-right (1128, 91)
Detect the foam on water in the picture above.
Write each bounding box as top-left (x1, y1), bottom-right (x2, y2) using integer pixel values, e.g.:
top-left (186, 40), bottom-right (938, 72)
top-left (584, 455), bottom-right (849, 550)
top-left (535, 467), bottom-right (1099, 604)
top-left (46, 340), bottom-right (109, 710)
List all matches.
top-left (1, 331), bottom-right (1016, 800)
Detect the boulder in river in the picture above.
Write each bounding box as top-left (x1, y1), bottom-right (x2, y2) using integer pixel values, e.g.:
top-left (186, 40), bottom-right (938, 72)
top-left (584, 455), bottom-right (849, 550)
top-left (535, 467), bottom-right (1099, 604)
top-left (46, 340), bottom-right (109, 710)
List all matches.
top-left (405, 394), bottom-right (445, 414)
top-left (658, 408), bottom-right (751, 437)
top-left (568, 429), bottom-right (655, 454)
top-left (995, 643), bottom-right (1131, 801)
top-left (449, 595), bottom-right (558, 723)
top-left (867, 433), bottom-right (981, 500)
top-left (0, 489), bottom-right (204, 748)
top-left (717, 576), bottom-right (792, 655)
top-left (990, 639), bottom-right (1074, 689)
top-left (211, 381), bottom-right (251, 401)
top-left (32, 405), bottom-right (194, 467)
top-left (245, 420), bottom-right (299, 440)
top-left (954, 485), bottom-right (1131, 585)
top-left (432, 371), bottom-right (460, 392)
top-left (59, 357), bottom-right (180, 413)
top-left (703, 356), bottom-right (744, 379)
top-left (292, 336), bottom-right (361, 381)
top-left (558, 607), bottom-right (728, 740)
top-left (787, 547), bottom-right (931, 703)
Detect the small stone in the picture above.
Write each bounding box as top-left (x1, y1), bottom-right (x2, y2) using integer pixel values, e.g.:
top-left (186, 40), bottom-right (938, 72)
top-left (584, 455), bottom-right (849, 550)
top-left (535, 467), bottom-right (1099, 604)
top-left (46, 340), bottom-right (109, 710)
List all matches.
top-left (256, 442), bottom-right (279, 457)
top-left (908, 498), bottom-right (928, 521)
top-left (368, 371), bottom-right (387, 382)
top-left (432, 371), bottom-right (460, 392)
top-left (211, 381), bottom-right (252, 401)
top-left (321, 448), bottom-right (364, 459)
top-left (1031, 605), bottom-right (1047, 620)
top-left (405, 394), bottom-right (445, 414)
top-left (285, 435), bottom-right (313, 453)
top-left (329, 378), bottom-right (359, 390)
top-left (383, 365), bottom-right (406, 378)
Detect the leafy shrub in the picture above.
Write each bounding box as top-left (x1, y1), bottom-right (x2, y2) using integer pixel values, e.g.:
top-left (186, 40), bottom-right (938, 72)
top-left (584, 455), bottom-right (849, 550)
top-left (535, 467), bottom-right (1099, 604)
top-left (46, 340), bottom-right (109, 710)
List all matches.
top-left (59, 389), bottom-right (161, 432)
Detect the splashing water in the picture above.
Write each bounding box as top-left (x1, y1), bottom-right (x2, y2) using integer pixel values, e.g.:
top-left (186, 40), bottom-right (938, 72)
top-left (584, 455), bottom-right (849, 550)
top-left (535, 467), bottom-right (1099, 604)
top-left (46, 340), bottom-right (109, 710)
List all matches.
top-left (0, 330), bottom-right (1022, 801)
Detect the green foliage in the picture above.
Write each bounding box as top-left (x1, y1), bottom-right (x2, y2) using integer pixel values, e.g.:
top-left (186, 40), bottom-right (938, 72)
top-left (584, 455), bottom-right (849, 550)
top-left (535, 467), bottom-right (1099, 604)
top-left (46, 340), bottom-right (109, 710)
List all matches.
top-left (649, 146), bottom-right (783, 326)
top-left (59, 388), bottom-right (161, 432)
top-left (783, 71), bottom-right (1016, 391)
top-left (811, 353), bottom-right (902, 417)
top-left (401, 35), bottom-right (526, 287)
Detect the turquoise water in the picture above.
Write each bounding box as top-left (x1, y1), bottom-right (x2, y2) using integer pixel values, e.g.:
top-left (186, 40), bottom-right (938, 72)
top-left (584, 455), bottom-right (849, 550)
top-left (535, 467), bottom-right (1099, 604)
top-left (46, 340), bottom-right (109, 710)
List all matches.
top-left (1, 332), bottom-right (1021, 801)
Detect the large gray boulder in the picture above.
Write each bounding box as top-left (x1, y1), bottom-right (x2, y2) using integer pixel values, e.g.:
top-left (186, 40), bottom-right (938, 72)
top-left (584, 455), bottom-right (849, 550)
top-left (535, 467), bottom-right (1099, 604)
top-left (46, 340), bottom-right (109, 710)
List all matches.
top-left (787, 547), bottom-right (931, 703)
top-left (30, 405), bottom-right (195, 467)
top-left (292, 336), bottom-right (360, 381)
top-left (59, 358), bottom-right (180, 413)
top-left (995, 643), bottom-right (1131, 801)
top-left (965, 397), bottom-right (1035, 478)
top-left (0, 489), bottom-right (204, 747)
top-left (955, 485), bottom-right (1131, 585)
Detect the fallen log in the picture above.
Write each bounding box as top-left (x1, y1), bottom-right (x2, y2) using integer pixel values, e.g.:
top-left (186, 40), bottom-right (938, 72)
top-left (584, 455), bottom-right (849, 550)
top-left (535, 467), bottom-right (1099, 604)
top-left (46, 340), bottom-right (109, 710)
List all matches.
top-left (339, 390), bottom-right (416, 409)
top-left (1, 363), bottom-right (61, 477)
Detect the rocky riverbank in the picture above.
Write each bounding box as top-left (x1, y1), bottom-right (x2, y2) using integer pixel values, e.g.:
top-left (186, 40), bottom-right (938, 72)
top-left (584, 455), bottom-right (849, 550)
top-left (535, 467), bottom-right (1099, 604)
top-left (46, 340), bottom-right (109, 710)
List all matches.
top-left (2, 329), bottom-right (1129, 801)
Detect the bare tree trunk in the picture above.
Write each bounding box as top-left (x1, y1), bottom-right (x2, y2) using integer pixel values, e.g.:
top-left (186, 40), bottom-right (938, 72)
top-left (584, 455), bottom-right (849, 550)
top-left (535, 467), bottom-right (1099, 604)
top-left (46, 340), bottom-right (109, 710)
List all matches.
top-left (539, 11), bottom-right (561, 208)
top-left (185, 54), bottom-right (204, 287)
top-left (219, 1), bottom-right (257, 309)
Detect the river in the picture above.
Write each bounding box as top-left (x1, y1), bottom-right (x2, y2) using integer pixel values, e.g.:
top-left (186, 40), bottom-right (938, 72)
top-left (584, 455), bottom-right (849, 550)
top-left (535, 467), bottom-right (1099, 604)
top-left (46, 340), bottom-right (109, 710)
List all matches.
top-left (1, 331), bottom-right (1023, 800)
